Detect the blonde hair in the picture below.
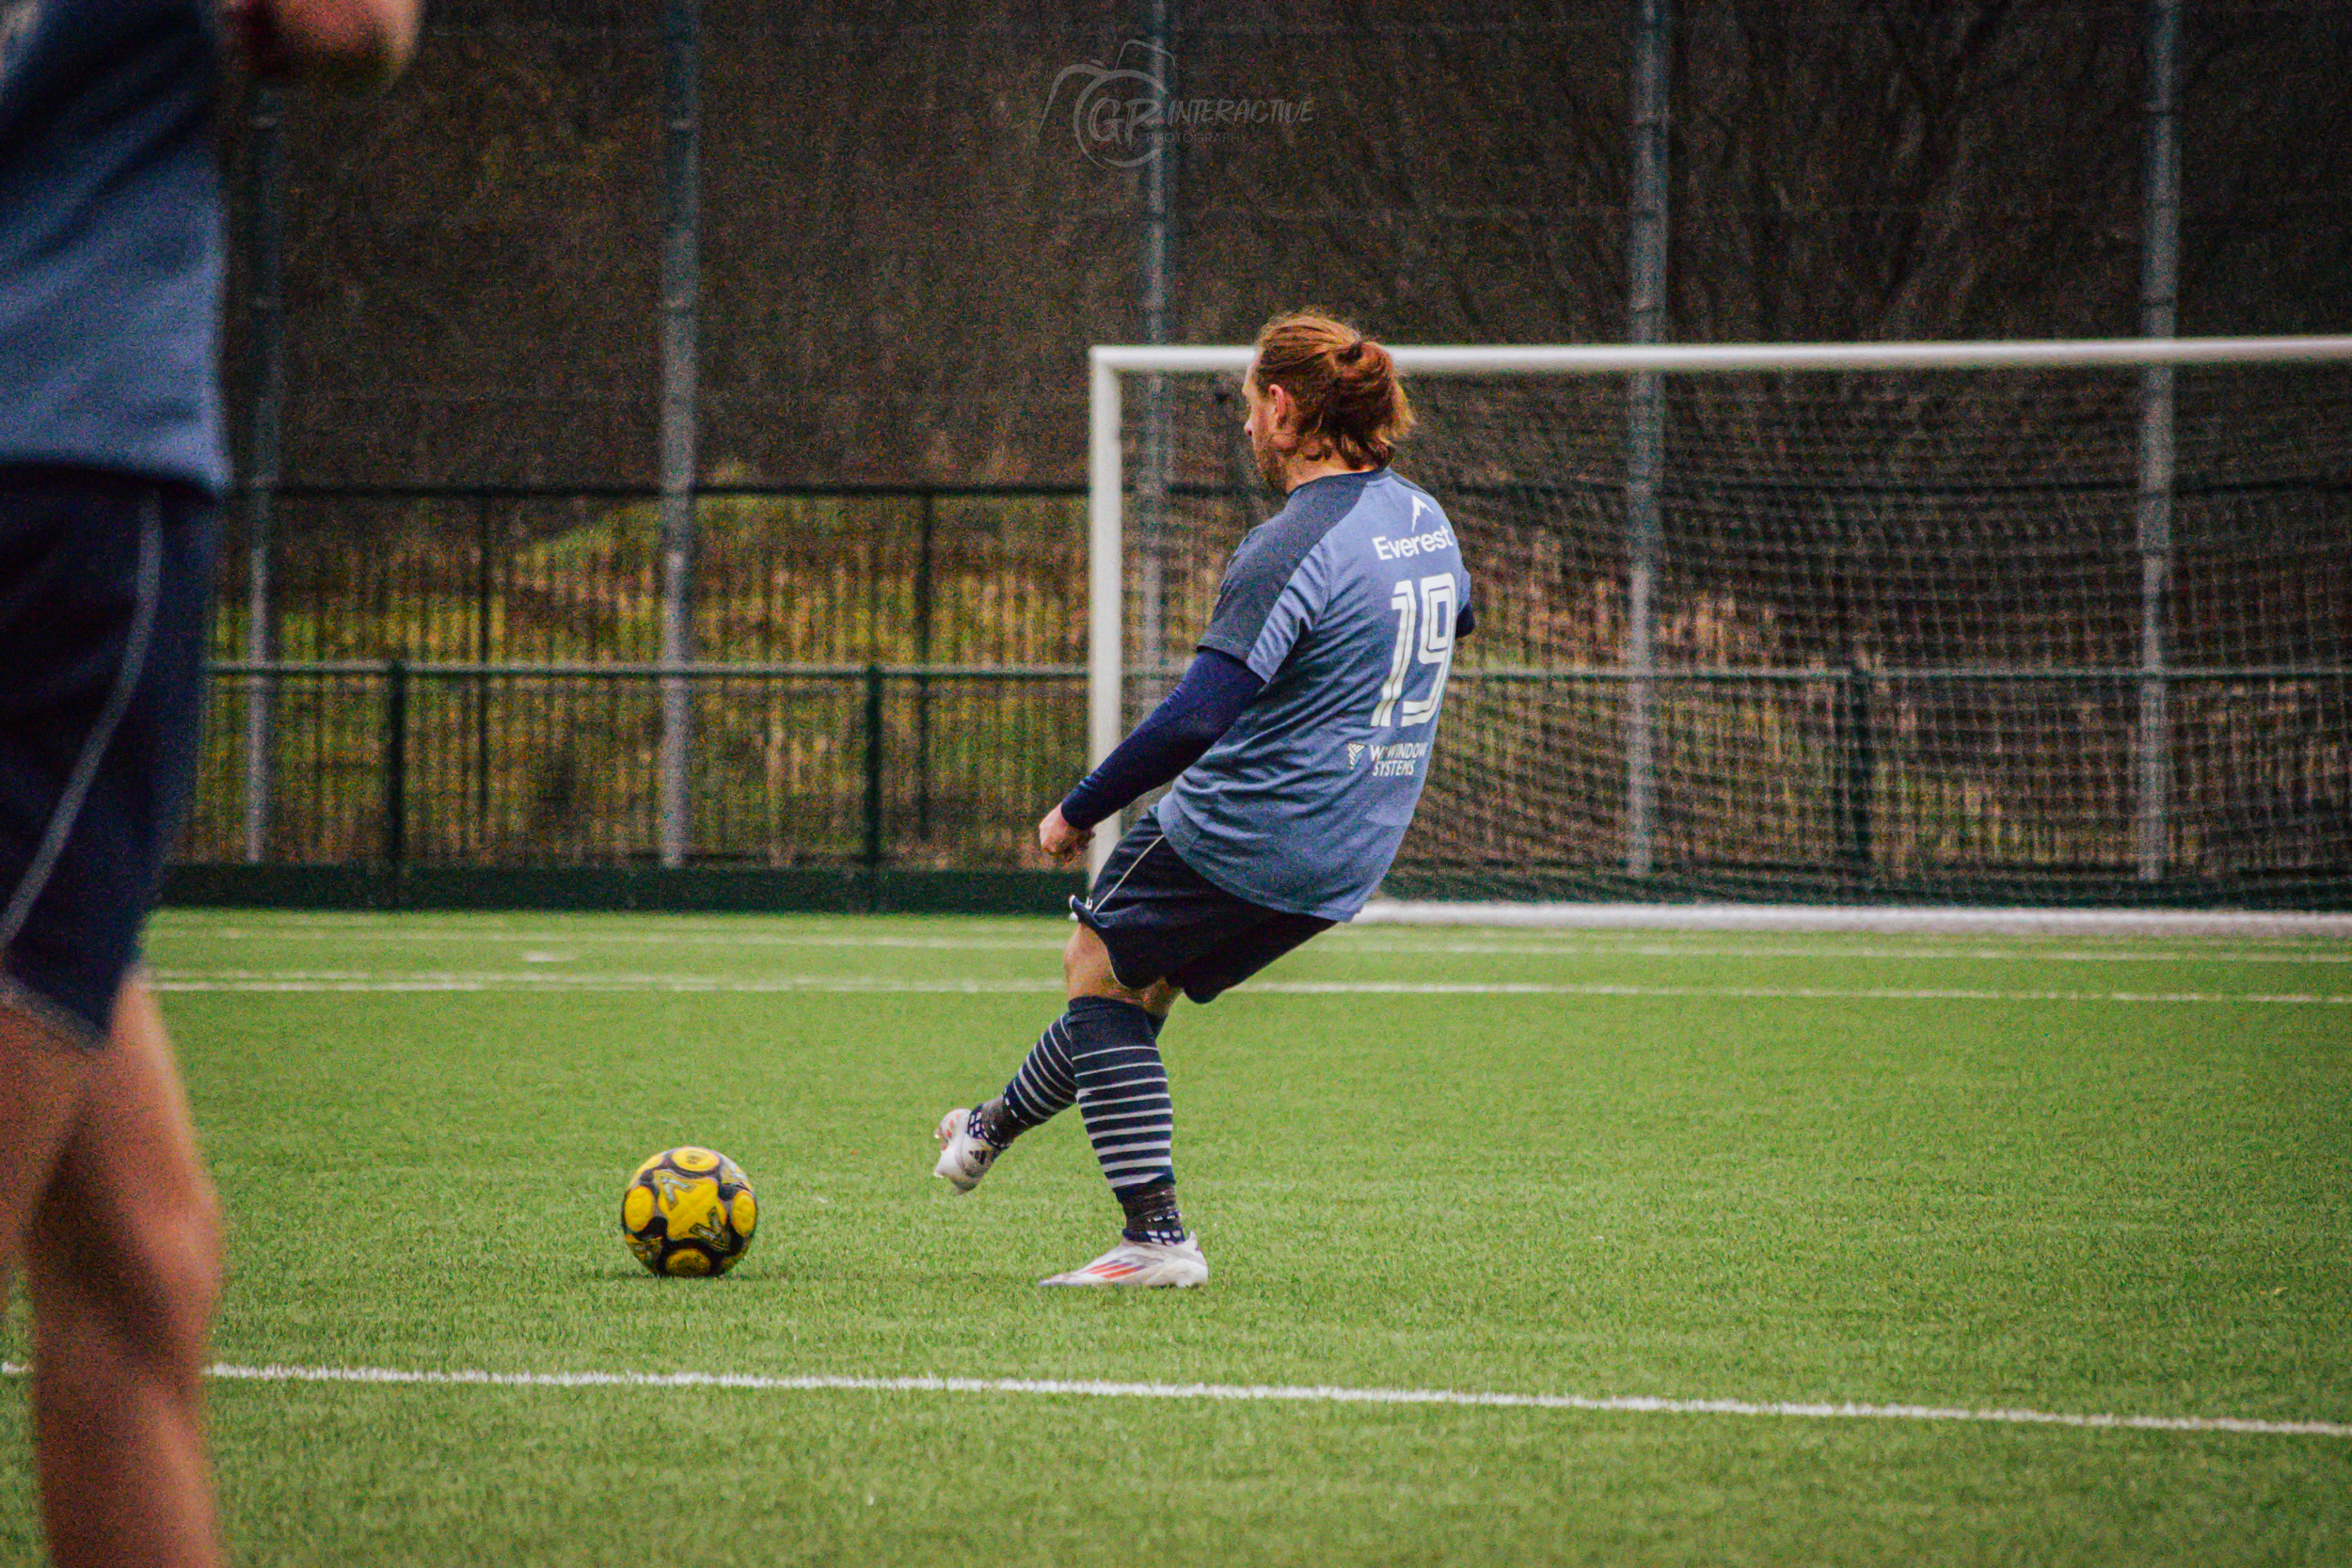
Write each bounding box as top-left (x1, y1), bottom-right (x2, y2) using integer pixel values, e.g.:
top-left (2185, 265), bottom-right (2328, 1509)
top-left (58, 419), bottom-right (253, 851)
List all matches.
top-left (1250, 310), bottom-right (1414, 467)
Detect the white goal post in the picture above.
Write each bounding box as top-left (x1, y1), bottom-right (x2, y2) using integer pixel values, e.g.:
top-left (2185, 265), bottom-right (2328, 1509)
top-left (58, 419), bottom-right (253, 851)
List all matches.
top-left (1086, 335), bottom-right (2352, 909)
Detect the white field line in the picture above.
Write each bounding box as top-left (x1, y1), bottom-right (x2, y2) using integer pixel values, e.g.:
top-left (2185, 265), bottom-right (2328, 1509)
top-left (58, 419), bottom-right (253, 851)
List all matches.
top-left (1356, 901), bottom-right (2352, 937)
top-left (144, 971), bottom-right (2352, 1005)
top-left (167, 927), bottom-right (1069, 952)
top-left (152, 927), bottom-right (2352, 963)
top-left (1343, 944), bottom-right (2352, 963)
top-left (1, 1361), bottom-right (2337, 1438)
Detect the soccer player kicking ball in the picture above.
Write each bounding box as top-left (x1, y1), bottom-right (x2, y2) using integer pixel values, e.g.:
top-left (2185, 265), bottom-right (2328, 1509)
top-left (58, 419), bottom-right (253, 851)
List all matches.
top-left (935, 311), bottom-right (1473, 1288)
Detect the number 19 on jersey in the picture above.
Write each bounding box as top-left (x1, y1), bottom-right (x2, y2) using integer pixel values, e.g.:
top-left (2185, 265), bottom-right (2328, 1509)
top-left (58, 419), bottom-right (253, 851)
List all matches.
top-left (1373, 573), bottom-right (1457, 728)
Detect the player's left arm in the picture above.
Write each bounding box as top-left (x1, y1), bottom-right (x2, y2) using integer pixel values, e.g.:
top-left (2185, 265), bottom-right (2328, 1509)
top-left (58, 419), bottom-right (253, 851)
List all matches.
top-left (1040, 518), bottom-right (1330, 861)
top-left (1037, 650), bottom-right (1264, 861)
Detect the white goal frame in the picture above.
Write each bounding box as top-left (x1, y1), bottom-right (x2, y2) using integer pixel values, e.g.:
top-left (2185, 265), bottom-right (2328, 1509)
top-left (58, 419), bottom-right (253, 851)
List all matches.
top-left (1087, 335), bottom-right (2352, 917)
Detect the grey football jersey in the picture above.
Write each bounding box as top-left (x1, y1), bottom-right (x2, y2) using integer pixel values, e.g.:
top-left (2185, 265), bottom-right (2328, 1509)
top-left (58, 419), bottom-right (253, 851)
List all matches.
top-left (1156, 467), bottom-right (1471, 919)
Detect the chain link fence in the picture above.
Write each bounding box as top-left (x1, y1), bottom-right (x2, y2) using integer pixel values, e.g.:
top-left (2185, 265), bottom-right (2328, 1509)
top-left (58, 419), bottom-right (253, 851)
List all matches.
top-left (190, 2), bottom-right (2352, 903)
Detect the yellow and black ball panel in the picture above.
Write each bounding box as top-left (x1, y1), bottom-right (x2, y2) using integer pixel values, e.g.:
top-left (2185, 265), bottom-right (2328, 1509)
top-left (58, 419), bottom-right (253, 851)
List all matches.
top-left (620, 1147), bottom-right (757, 1277)
top-left (656, 1243), bottom-right (715, 1276)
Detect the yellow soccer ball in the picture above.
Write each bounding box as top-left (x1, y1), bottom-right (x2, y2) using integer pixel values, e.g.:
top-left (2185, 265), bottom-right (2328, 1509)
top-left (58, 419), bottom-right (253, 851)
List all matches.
top-left (620, 1147), bottom-right (757, 1277)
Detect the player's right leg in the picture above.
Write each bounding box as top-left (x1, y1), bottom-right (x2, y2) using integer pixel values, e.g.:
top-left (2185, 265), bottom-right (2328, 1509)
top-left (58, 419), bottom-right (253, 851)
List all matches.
top-left (933, 816), bottom-right (1185, 1195)
top-left (23, 979), bottom-right (223, 1568)
top-left (931, 918), bottom-right (1180, 1195)
top-left (0, 467), bottom-right (224, 1565)
top-left (1032, 823), bottom-right (1334, 1289)
top-left (0, 1006), bottom-right (99, 1307)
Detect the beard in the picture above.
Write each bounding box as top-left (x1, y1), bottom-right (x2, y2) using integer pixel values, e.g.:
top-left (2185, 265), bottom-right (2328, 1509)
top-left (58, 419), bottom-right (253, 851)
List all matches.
top-left (1252, 429), bottom-right (1287, 495)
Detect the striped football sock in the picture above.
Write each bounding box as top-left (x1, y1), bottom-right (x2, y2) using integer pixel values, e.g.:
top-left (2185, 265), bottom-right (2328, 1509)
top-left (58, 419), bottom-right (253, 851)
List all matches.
top-left (998, 1010), bottom-right (1081, 1132)
top-left (1064, 995), bottom-right (1177, 1191)
top-left (996, 999), bottom-right (1182, 1231)
top-left (998, 998), bottom-right (1168, 1129)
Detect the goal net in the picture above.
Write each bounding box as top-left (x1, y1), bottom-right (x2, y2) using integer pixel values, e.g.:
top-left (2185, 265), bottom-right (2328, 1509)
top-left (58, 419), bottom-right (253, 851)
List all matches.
top-left (1090, 339), bottom-right (2352, 908)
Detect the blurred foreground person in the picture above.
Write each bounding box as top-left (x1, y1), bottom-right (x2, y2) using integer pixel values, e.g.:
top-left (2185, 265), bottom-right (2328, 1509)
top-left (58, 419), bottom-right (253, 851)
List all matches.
top-left (0, 1), bottom-right (416, 1560)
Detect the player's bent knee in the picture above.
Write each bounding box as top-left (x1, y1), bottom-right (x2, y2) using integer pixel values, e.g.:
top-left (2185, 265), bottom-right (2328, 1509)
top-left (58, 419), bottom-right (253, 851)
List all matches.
top-left (39, 1173), bottom-right (223, 1372)
top-left (135, 1176), bottom-right (226, 1363)
top-left (1063, 928), bottom-right (1179, 1013)
top-left (124, 1195), bottom-right (220, 1376)
top-left (1063, 926), bottom-right (1109, 994)
top-left (1065, 926), bottom-right (1137, 1001)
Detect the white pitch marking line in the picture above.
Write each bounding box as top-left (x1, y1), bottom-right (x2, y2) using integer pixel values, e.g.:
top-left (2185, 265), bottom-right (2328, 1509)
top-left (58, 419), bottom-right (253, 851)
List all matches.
top-left (1356, 902), bottom-right (2352, 938)
top-left (2, 1362), bottom-right (2334, 1438)
top-left (154, 905), bottom-right (2352, 939)
top-left (147, 974), bottom-right (1064, 995)
top-left (144, 973), bottom-right (2352, 1005)
top-left (154, 928), bottom-right (2352, 964)
top-left (145, 919), bottom-right (2352, 959)
top-left (155, 925), bottom-right (1065, 952)
top-left (1258, 982), bottom-right (2352, 1005)
top-left (1330, 943), bottom-right (2352, 964)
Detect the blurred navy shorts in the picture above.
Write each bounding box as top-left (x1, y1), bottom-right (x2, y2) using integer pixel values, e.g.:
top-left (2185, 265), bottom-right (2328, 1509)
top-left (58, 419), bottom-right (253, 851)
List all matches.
top-left (0, 467), bottom-right (216, 1045)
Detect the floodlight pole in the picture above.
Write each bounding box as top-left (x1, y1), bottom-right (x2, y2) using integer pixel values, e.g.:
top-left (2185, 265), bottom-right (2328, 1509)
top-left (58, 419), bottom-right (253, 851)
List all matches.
top-left (1624, 0), bottom-right (1671, 877)
top-left (656, 0), bottom-right (700, 868)
top-left (2136, 0), bottom-right (2181, 882)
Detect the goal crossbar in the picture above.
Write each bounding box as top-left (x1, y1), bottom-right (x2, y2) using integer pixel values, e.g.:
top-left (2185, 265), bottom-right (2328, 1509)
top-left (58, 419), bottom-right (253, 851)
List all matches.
top-left (1092, 336), bottom-right (2352, 378)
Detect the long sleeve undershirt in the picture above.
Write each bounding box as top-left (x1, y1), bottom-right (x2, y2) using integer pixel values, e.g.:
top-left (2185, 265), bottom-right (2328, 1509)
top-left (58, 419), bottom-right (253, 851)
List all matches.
top-left (1057, 601), bottom-right (1475, 833)
top-left (1057, 648), bottom-right (1265, 832)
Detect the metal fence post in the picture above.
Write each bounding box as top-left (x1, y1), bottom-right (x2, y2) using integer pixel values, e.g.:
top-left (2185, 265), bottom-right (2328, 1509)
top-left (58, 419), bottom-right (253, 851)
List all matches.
top-left (1624, 0), bottom-right (1671, 876)
top-left (656, 0), bottom-right (701, 868)
top-left (1135, 0), bottom-right (1180, 716)
top-left (914, 491), bottom-right (936, 841)
top-left (381, 659), bottom-right (408, 872)
top-left (1843, 666), bottom-right (1874, 883)
top-left (862, 662), bottom-right (885, 876)
top-left (472, 494), bottom-right (493, 848)
top-left (2136, 0), bottom-right (2181, 881)
top-left (241, 85), bottom-right (286, 864)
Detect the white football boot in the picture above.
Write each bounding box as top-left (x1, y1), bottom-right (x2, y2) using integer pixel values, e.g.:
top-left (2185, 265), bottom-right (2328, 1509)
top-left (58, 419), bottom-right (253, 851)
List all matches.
top-left (1040, 1231), bottom-right (1208, 1289)
top-left (932, 1108), bottom-right (1003, 1194)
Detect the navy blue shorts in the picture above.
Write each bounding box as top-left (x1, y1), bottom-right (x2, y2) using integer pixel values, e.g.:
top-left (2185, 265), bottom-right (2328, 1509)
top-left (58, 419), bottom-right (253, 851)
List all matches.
top-left (1073, 815), bottom-right (1335, 1005)
top-left (0, 467), bottom-right (217, 1045)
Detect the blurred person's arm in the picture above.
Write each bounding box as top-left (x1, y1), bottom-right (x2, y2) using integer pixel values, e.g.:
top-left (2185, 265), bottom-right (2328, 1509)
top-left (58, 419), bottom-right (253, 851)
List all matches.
top-left (224, 0), bottom-right (421, 90)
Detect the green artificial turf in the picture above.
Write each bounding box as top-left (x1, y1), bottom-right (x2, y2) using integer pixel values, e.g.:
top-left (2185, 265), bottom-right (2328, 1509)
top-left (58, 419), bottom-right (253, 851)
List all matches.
top-left (2, 911), bottom-right (2346, 1564)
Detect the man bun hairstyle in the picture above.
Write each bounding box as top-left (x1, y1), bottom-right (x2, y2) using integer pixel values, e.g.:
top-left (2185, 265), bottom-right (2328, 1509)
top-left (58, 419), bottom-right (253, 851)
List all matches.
top-left (1251, 310), bottom-right (1415, 467)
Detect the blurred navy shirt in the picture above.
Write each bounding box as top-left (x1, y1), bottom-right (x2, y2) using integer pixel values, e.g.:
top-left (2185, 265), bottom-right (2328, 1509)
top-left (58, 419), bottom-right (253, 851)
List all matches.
top-left (0, 0), bottom-right (229, 495)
